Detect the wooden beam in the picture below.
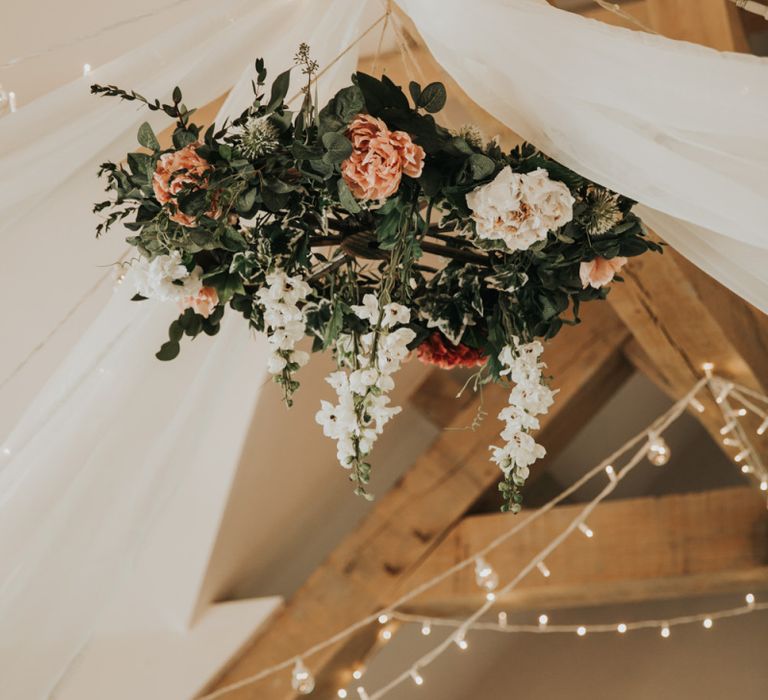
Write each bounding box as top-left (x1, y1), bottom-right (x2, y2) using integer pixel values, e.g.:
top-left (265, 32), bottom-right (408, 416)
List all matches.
top-left (645, 0), bottom-right (750, 51)
top-left (402, 487), bottom-right (768, 616)
top-left (201, 303), bottom-right (631, 699)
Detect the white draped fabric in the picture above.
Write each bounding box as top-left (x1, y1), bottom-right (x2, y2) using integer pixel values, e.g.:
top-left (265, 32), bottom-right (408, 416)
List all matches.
top-left (400, 0), bottom-right (768, 312)
top-left (0, 1), bottom-right (364, 696)
top-left (1, 0), bottom-right (767, 696)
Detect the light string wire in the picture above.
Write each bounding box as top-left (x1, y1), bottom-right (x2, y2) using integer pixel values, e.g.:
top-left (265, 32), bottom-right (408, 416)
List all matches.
top-left (588, 1), bottom-right (659, 34)
top-left (198, 376), bottom-right (710, 700)
top-left (392, 601), bottom-right (768, 636)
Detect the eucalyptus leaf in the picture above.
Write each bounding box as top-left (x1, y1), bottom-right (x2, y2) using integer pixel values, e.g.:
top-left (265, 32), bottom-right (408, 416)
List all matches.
top-left (417, 82), bottom-right (446, 113)
top-left (137, 122), bottom-right (160, 151)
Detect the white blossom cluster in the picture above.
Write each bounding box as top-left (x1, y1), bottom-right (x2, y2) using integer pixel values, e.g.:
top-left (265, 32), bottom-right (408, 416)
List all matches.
top-left (256, 271), bottom-right (311, 390)
top-left (129, 251), bottom-right (202, 302)
top-left (466, 166), bottom-right (574, 252)
top-left (315, 294), bottom-right (415, 486)
top-left (490, 338), bottom-right (556, 502)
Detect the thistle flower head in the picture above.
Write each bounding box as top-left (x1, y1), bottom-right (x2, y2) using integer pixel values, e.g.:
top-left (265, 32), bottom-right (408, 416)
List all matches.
top-left (455, 124), bottom-right (484, 150)
top-left (234, 116), bottom-right (280, 159)
top-left (583, 186), bottom-right (623, 236)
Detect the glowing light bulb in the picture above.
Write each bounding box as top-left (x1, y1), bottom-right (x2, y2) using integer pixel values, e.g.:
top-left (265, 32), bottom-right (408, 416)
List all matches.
top-left (377, 613), bottom-right (389, 625)
top-left (578, 522), bottom-right (594, 538)
top-left (760, 480), bottom-right (767, 492)
top-left (617, 623), bottom-right (627, 634)
top-left (380, 628), bottom-right (392, 641)
top-left (474, 557), bottom-right (499, 593)
top-left (703, 618), bottom-right (713, 629)
top-left (702, 362), bottom-right (715, 376)
top-left (722, 438), bottom-right (740, 447)
top-left (352, 668), bottom-right (364, 681)
top-left (746, 593), bottom-right (756, 607)
top-left (357, 687), bottom-right (369, 700)
top-left (337, 690), bottom-right (348, 699)
top-left (757, 418), bottom-right (768, 436)
top-left (605, 465), bottom-right (618, 483)
top-left (421, 621), bottom-right (431, 636)
top-left (409, 669), bottom-right (424, 686)
top-left (536, 561), bottom-right (551, 578)
top-left (576, 626), bottom-right (587, 637)
top-left (291, 660), bottom-right (315, 695)
top-left (9, 92), bottom-right (16, 112)
top-left (735, 449), bottom-right (750, 463)
top-left (486, 592), bottom-right (496, 602)
top-left (538, 614), bottom-right (548, 628)
top-left (741, 464), bottom-right (752, 474)
top-left (737, 408), bottom-right (748, 417)
top-left (454, 631), bottom-right (469, 650)
top-left (83, 63), bottom-right (92, 76)
top-left (660, 625), bottom-right (670, 638)
top-left (720, 421), bottom-right (736, 435)
top-left (689, 397), bottom-right (705, 413)
top-left (647, 435), bottom-right (671, 466)
top-left (715, 382), bottom-right (733, 404)
top-left (498, 612), bottom-right (508, 628)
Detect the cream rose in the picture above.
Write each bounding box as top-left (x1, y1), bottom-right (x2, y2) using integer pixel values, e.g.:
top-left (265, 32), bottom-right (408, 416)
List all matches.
top-left (466, 166), bottom-right (574, 252)
top-left (579, 256), bottom-right (627, 289)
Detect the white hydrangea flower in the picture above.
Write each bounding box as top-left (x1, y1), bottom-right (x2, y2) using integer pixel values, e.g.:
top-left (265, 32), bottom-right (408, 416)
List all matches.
top-left (256, 271), bottom-right (311, 403)
top-left (490, 337), bottom-right (557, 506)
top-left (466, 166), bottom-right (574, 252)
top-left (129, 251), bottom-right (202, 303)
top-left (315, 294), bottom-right (415, 491)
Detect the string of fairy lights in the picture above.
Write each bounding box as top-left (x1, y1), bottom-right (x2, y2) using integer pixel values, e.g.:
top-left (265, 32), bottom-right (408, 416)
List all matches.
top-left (198, 368), bottom-right (768, 700)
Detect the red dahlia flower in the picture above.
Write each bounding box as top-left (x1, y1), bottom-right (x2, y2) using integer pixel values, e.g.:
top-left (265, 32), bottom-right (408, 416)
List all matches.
top-left (416, 332), bottom-right (487, 369)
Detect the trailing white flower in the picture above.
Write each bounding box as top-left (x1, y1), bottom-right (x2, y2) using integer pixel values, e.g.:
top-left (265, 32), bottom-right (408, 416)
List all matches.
top-left (466, 166), bottom-right (574, 252)
top-left (315, 294), bottom-right (415, 497)
top-left (256, 271), bottom-right (311, 404)
top-left (491, 337), bottom-right (556, 513)
top-left (129, 250), bottom-right (203, 303)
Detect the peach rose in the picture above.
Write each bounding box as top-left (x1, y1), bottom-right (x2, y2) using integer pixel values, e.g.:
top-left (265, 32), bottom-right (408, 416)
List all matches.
top-left (152, 144), bottom-right (217, 227)
top-left (341, 114), bottom-right (425, 201)
top-left (579, 256), bottom-right (627, 289)
top-left (179, 286), bottom-right (219, 318)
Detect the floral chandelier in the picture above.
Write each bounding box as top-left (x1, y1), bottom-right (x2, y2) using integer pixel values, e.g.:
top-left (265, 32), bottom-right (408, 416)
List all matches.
top-left (92, 46), bottom-right (659, 511)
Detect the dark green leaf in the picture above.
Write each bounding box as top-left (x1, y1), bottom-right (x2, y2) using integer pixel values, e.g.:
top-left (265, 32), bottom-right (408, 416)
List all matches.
top-left (137, 122), bottom-right (160, 151)
top-left (417, 82), bottom-right (446, 113)
top-left (467, 153), bottom-right (495, 180)
top-left (156, 341), bottom-right (180, 361)
top-left (337, 178), bottom-right (361, 213)
top-left (321, 131), bottom-right (353, 164)
top-left (266, 69), bottom-right (291, 114)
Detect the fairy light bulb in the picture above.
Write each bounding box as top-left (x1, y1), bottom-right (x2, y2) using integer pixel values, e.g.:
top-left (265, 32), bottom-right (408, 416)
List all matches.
top-left (536, 561), bottom-right (551, 578)
top-left (379, 627), bottom-right (392, 641)
top-left (454, 630), bottom-right (469, 650)
top-left (83, 63), bottom-right (92, 76)
top-left (357, 687), bottom-right (369, 700)
top-left (647, 434), bottom-right (670, 466)
top-left (337, 690), bottom-right (348, 699)
top-left (702, 362), bottom-right (715, 377)
top-left (735, 449), bottom-right (750, 463)
top-left (720, 421), bottom-right (736, 435)
top-left (377, 613), bottom-right (390, 625)
top-left (538, 614), bottom-right (548, 628)
top-left (736, 408), bottom-right (748, 417)
top-left (741, 464), bottom-right (752, 474)
top-left (421, 621), bottom-right (431, 636)
top-left (715, 382), bottom-right (733, 404)
top-left (352, 668), bottom-right (364, 681)
top-left (576, 626), bottom-right (587, 637)
top-left (474, 557), bottom-right (499, 593)
top-left (689, 397), bottom-right (705, 414)
top-left (746, 593), bottom-right (756, 607)
top-left (605, 465), bottom-right (618, 483)
top-left (760, 480), bottom-right (768, 492)
top-left (660, 624), bottom-right (670, 638)
top-left (409, 669), bottom-right (424, 686)
top-left (498, 612), bottom-right (508, 628)
top-left (578, 522), bottom-right (594, 538)
top-left (291, 659), bottom-right (315, 695)
top-left (703, 618), bottom-right (713, 629)
top-left (723, 438), bottom-right (740, 447)
top-left (617, 623), bottom-right (627, 634)
top-left (757, 417), bottom-right (768, 436)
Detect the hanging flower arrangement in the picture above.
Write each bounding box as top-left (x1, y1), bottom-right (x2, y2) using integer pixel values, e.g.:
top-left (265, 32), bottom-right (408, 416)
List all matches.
top-left (92, 46), bottom-right (660, 511)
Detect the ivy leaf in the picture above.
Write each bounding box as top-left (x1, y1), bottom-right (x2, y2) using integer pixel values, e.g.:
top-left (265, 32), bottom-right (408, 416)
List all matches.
top-left (337, 178), bottom-right (361, 213)
top-left (321, 131), bottom-right (353, 164)
top-left (156, 341), bottom-right (180, 361)
top-left (417, 82), bottom-right (447, 113)
top-left (137, 121), bottom-right (160, 151)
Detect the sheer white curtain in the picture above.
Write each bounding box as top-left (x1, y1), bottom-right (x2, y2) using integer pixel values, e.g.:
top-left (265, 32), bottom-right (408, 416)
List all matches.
top-left (399, 0), bottom-right (768, 312)
top-left (0, 1), bottom-right (365, 697)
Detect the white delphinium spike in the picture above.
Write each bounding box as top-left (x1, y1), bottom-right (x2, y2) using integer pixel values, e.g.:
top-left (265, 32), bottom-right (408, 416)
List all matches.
top-left (129, 251), bottom-right (203, 303)
top-left (316, 294), bottom-right (415, 497)
top-left (256, 271), bottom-right (311, 405)
top-left (490, 338), bottom-right (556, 512)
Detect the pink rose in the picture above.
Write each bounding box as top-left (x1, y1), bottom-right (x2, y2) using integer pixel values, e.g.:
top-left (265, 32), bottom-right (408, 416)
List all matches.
top-left (179, 286), bottom-right (219, 318)
top-left (341, 114), bottom-right (425, 201)
top-left (579, 256), bottom-right (628, 289)
top-left (152, 144), bottom-right (218, 227)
